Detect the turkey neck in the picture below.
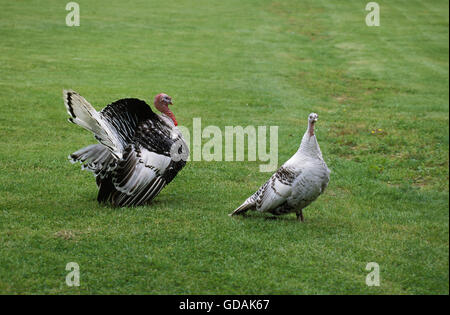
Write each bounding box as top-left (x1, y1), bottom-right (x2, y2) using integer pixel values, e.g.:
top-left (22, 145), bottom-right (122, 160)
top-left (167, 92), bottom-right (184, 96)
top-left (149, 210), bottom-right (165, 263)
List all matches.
top-left (154, 102), bottom-right (178, 126)
top-left (308, 121), bottom-right (315, 137)
top-left (163, 108), bottom-right (178, 126)
top-left (298, 122), bottom-right (323, 159)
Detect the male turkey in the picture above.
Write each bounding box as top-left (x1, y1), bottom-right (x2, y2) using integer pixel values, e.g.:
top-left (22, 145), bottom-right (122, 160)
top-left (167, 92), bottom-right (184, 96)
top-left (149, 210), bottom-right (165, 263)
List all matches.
top-left (230, 113), bottom-right (330, 221)
top-left (64, 90), bottom-right (189, 207)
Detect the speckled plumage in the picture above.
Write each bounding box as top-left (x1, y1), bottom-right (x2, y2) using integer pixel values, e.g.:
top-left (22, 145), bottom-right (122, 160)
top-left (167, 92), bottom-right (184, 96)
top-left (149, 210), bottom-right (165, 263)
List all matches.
top-left (230, 113), bottom-right (330, 221)
top-left (64, 90), bottom-right (188, 207)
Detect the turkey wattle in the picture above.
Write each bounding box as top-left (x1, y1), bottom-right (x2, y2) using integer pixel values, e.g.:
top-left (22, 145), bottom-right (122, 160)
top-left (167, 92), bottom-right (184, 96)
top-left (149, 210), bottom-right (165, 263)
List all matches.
top-left (230, 113), bottom-right (330, 221)
top-left (64, 90), bottom-right (189, 207)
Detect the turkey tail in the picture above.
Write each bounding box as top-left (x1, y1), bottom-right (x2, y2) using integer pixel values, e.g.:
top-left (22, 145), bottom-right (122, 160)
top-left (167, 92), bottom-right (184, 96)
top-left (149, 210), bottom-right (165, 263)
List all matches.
top-left (63, 90), bottom-right (123, 159)
top-left (69, 144), bottom-right (116, 178)
top-left (229, 199), bottom-right (255, 216)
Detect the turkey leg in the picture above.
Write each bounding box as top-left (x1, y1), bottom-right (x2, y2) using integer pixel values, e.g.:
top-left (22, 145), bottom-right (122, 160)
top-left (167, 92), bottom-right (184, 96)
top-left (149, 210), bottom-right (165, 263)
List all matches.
top-left (296, 209), bottom-right (304, 222)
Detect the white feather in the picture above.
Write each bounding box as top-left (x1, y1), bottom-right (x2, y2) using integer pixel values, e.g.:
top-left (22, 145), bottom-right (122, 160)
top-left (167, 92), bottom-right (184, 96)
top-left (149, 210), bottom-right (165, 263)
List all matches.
top-left (63, 90), bottom-right (123, 159)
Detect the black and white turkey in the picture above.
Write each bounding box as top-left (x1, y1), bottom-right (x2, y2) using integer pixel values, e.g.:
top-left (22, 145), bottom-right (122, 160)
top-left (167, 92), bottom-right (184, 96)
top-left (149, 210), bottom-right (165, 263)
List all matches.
top-left (230, 113), bottom-right (330, 221)
top-left (64, 90), bottom-right (189, 207)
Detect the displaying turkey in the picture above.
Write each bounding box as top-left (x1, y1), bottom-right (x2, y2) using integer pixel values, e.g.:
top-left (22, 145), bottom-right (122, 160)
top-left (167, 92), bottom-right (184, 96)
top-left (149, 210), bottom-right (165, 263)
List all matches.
top-left (230, 113), bottom-right (330, 221)
top-left (64, 90), bottom-right (189, 207)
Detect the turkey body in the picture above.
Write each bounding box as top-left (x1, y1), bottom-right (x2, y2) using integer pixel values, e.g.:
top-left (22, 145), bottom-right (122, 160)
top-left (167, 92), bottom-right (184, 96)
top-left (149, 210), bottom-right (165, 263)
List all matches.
top-left (230, 113), bottom-right (330, 221)
top-left (64, 90), bottom-right (189, 207)
top-left (260, 155), bottom-right (330, 217)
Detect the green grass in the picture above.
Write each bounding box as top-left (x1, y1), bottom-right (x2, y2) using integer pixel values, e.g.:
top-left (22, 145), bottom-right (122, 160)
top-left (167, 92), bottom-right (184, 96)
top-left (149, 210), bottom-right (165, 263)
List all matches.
top-left (0, 0), bottom-right (448, 294)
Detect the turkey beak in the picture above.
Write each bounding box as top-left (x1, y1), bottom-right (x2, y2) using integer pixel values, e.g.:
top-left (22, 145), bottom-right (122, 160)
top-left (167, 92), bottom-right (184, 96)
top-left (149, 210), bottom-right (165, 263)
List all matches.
top-left (169, 100), bottom-right (173, 105)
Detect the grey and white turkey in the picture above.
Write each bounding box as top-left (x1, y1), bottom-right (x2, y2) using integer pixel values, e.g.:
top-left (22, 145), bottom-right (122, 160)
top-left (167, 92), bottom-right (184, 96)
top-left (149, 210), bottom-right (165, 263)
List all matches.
top-left (64, 90), bottom-right (189, 207)
top-left (230, 113), bottom-right (330, 221)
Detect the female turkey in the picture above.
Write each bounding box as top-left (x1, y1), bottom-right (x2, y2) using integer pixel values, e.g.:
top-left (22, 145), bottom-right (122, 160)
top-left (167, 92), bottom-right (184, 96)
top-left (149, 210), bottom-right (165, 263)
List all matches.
top-left (64, 90), bottom-right (189, 207)
top-left (230, 113), bottom-right (330, 221)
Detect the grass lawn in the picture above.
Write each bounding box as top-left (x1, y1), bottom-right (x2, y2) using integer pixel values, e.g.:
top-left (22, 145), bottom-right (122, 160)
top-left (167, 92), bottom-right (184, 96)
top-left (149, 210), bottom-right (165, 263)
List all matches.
top-left (0, 0), bottom-right (448, 294)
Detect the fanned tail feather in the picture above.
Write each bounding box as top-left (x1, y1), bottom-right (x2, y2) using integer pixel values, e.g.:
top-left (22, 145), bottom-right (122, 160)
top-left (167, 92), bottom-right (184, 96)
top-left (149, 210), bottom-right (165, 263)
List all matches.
top-left (69, 144), bottom-right (116, 179)
top-left (63, 89), bottom-right (123, 159)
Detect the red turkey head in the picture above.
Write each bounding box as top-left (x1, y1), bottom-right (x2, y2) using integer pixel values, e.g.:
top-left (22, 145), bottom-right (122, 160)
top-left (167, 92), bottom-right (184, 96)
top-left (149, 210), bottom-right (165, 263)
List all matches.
top-left (154, 93), bottom-right (177, 126)
top-left (154, 93), bottom-right (172, 107)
